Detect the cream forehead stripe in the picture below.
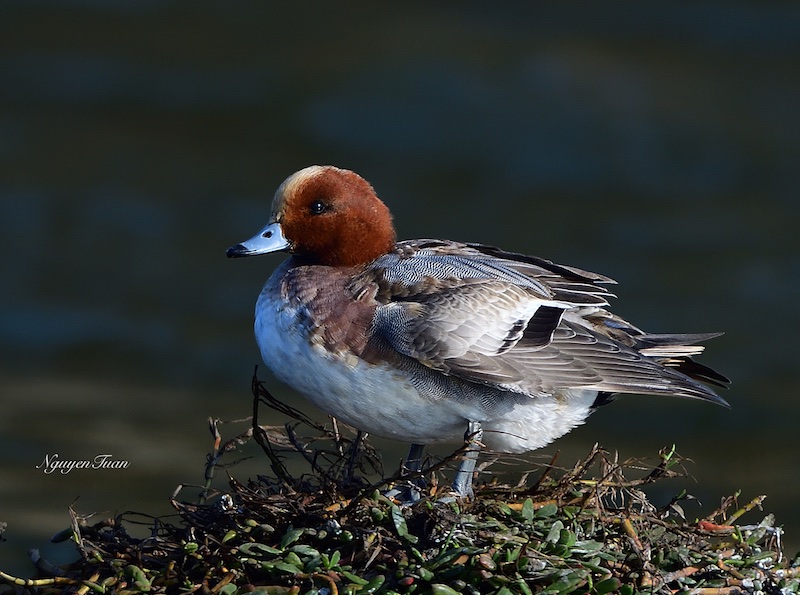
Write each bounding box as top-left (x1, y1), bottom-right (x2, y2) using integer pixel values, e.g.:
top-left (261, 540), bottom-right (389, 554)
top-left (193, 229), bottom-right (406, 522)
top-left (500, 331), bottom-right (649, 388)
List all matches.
top-left (272, 165), bottom-right (333, 216)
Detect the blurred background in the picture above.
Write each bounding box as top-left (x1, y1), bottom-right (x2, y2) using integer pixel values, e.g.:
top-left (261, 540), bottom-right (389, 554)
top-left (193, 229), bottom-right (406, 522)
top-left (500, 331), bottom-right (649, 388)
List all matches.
top-left (1, 1), bottom-right (798, 576)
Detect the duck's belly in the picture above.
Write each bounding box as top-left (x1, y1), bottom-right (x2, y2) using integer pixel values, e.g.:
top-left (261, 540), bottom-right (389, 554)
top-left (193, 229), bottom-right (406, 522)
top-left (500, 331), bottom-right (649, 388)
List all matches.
top-left (255, 302), bottom-right (470, 443)
top-left (480, 389), bottom-right (598, 453)
top-left (255, 299), bottom-right (599, 451)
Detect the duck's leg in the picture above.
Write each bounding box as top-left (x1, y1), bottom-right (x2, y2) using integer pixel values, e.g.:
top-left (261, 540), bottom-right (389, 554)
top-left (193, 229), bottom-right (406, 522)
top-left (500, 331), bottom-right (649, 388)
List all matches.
top-left (405, 443), bottom-right (426, 473)
top-left (386, 443), bottom-right (426, 503)
top-left (451, 421), bottom-right (483, 498)
top-left (404, 443), bottom-right (427, 501)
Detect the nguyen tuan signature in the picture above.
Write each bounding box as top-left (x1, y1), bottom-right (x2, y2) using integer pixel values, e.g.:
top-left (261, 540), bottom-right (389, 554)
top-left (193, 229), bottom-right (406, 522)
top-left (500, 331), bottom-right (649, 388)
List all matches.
top-left (36, 453), bottom-right (130, 475)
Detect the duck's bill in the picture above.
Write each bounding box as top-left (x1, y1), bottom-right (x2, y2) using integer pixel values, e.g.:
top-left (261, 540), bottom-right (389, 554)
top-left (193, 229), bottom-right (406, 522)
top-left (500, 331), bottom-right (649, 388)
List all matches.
top-left (227, 222), bottom-right (290, 258)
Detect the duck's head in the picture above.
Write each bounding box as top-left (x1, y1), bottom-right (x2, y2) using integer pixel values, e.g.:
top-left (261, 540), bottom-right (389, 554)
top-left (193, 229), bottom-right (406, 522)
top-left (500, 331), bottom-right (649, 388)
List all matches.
top-left (227, 165), bottom-right (396, 267)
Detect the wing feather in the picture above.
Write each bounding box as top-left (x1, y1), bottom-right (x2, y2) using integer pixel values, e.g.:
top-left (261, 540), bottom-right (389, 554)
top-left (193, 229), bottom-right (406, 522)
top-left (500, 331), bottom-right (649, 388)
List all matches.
top-left (361, 239), bottom-right (728, 407)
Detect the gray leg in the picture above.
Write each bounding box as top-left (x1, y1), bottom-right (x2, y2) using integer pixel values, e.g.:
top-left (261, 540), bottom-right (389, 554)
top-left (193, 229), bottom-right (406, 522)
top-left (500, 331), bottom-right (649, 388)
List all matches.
top-left (405, 443), bottom-right (426, 473)
top-left (384, 443), bottom-right (426, 503)
top-left (451, 421), bottom-right (483, 498)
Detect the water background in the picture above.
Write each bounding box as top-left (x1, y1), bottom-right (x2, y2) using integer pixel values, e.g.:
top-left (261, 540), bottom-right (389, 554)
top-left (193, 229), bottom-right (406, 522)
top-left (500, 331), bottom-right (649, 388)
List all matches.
top-left (1, 1), bottom-right (799, 576)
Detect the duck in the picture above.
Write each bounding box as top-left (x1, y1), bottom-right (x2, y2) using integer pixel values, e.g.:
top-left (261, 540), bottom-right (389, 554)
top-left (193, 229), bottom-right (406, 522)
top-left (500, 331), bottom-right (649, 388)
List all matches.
top-left (227, 165), bottom-right (729, 497)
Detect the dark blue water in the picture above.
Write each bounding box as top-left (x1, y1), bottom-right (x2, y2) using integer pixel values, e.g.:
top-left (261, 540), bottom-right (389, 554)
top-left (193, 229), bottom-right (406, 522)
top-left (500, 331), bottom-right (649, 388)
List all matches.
top-left (1, 1), bottom-right (799, 576)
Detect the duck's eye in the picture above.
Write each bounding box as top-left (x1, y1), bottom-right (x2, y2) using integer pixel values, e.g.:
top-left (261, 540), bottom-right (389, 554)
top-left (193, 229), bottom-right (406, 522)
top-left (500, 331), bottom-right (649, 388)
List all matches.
top-left (309, 200), bottom-right (329, 215)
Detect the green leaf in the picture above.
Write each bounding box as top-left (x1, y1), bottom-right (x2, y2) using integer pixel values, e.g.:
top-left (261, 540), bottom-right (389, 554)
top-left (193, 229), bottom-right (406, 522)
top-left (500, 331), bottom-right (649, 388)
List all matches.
top-left (326, 549), bottom-right (341, 568)
top-left (430, 585), bottom-right (461, 595)
top-left (546, 520), bottom-right (564, 543)
top-left (495, 502), bottom-right (513, 516)
top-left (272, 561), bottom-right (304, 574)
top-left (279, 527), bottom-right (305, 549)
top-left (283, 551), bottom-right (303, 568)
top-left (543, 572), bottom-right (584, 594)
top-left (417, 567), bottom-right (434, 582)
top-left (290, 544), bottom-right (320, 557)
top-left (362, 574), bottom-right (386, 593)
top-left (521, 498), bottom-right (535, 522)
top-left (504, 546), bottom-right (522, 563)
top-left (558, 529), bottom-right (577, 548)
top-left (391, 504), bottom-right (408, 537)
top-left (428, 546), bottom-right (471, 570)
top-left (238, 542), bottom-right (282, 558)
top-left (593, 577), bottom-right (621, 595)
top-left (536, 502), bottom-right (559, 518)
top-left (303, 555), bottom-right (322, 573)
top-left (391, 504), bottom-right (419, 543)
top-left (341, 570), bottom-right (369, 585)
top-left (572, 540), bottom-right (603, 554)
top-left (81, 580), bottom-right (105, 594)
top-left (123, 565), bottom-right (148, 587)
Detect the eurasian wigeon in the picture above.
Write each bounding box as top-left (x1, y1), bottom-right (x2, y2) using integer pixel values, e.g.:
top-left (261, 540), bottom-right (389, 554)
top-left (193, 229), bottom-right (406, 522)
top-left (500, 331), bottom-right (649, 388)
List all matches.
top-left (228, 165), bottom-right (729, 497)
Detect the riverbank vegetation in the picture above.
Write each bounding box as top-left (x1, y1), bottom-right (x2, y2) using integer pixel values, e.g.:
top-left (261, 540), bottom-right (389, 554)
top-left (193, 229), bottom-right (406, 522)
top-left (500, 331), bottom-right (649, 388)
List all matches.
top-left (2, 376), bottom-right (797, 594)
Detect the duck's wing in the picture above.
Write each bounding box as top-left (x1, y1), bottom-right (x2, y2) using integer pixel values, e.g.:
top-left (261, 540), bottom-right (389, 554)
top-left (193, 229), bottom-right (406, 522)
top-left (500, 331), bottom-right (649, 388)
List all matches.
top-left (361, 240), bottom-right (728, 406)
